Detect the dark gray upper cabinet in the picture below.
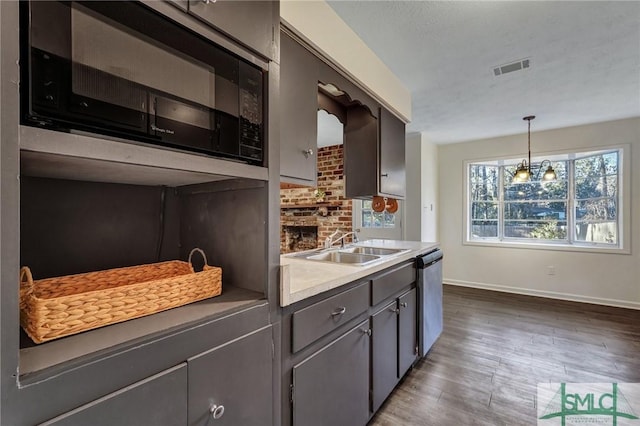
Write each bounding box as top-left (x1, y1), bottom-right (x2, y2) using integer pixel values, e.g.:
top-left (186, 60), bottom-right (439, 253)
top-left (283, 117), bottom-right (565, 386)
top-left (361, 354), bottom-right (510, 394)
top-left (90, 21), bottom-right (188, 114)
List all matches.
top-left (379, 107), bottom-right (406, 198)
top-left (317, 62), bottom-right (379, 117)
top-left (292, 321), bottom-right (370, 426)
top-left (41, 364), bottom-right (188, 426)
top-left (398, 288), bottom-right (418, 377)
top-left (344, 105), bottom-right (379, 199)
top-left (280, 31), bottom-right (318, 184)
top-left (188, 0), bottom-right (279, 60)
top-left (188, 326), bottom-right (273, 426)
top-left (345, 105), bottom-right (406, 199)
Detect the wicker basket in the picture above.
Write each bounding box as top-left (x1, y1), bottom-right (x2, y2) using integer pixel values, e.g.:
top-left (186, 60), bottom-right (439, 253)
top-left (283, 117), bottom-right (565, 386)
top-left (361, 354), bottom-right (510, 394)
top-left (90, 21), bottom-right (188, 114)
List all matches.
top-left (19, 248), bottom-right (222, 344)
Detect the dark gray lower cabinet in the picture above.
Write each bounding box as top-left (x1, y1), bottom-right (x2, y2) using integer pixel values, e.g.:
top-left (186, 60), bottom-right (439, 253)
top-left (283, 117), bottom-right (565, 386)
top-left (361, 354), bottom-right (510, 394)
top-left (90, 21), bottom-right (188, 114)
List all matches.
top-left (292, 321), bottom-right (370, 426)
top-left (371, 301), bottom-right (399, 413)
top-left (371, 288), bottom-right (418, 414)
top-left (398, 288), bottom-right (418, 377)
top-left (41, 364), bottom-right (188, 426)
top-left (188, 326), bottom-right (273, 426)
top-left (292, 282), bottom-right (368, 352)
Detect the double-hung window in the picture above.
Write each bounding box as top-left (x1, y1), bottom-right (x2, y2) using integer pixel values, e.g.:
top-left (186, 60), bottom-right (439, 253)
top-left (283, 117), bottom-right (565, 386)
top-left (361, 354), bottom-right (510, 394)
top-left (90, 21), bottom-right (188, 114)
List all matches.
top-left (467, 148), bottom-right (623, 250)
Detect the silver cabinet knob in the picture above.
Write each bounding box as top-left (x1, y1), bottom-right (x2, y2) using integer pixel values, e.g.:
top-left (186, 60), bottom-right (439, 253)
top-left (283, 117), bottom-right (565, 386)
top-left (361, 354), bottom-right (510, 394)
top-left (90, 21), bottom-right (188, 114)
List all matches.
top-left (202, 0), bottom-right (217, 4)
top-left (361, 328), bottom-right (372, 336)
top-left (210, 404), bottom-right (225, 420)
top-left (389, 307), bottom-right (400, 314)
top-left (400, 302), bottom-right (408, 308)
top-left (331, 306), bottom-right (346, 317)
top-left (302, 148), bottom-right (314, 158)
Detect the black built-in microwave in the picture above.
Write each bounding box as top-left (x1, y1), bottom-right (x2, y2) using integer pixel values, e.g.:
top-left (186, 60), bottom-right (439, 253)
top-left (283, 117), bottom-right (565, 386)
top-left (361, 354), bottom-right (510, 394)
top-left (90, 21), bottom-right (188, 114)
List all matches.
top-left (21, 1), bottom-right (264, 165)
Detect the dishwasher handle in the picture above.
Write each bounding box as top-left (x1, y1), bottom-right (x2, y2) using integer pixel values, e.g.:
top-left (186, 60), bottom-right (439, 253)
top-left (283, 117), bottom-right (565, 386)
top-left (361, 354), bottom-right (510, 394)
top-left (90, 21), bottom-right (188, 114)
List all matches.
top-left (417, 249), bottom-right (443, 269)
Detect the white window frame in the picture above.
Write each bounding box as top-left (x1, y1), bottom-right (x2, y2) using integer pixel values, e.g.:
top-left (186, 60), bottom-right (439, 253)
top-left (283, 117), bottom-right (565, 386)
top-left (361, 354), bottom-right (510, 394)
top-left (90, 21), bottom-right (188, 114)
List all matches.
top-left (353, 199), bottom-right (402, 241)
top-left (463, 145), bottom-right (630, 254)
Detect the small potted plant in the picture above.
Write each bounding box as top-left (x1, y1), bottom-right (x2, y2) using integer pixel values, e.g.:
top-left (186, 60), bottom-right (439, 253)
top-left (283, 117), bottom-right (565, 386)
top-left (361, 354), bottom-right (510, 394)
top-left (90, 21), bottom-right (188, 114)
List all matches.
top-left (313, 188), bottom-right (325, 203)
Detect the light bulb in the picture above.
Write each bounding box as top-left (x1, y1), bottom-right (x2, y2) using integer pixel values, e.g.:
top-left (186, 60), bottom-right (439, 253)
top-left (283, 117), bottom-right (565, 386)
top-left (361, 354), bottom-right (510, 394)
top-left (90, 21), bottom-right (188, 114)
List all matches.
top-left (542, 165), bottom-right (557, 181)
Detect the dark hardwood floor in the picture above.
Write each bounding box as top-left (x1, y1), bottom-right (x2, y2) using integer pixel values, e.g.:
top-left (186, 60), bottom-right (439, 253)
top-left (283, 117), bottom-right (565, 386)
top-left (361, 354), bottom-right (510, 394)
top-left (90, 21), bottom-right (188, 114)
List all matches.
top-left (369, 285), bottom-right (640, 425)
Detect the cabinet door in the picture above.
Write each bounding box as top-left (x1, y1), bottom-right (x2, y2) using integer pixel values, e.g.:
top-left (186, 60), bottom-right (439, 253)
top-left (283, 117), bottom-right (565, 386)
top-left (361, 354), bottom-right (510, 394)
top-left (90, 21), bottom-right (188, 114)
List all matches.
top-left (344, 105), bottom-right (378, 199)
top-left (292, 321), bottom-right (370, 426)
top-left (280, 32), bottom-right (319, 184)
top-left (398, 288), bottom-right (417, 377)
top-left (41, 364), bottom-right (187, 426)
top-left (188, 0), bottom-right (278, 60)
top-left (379, 107), bottom-right (406, 198)
top-left (371, 301), bottom-right (399, 413)
top-left (188, 326), bottom-right (273, 426)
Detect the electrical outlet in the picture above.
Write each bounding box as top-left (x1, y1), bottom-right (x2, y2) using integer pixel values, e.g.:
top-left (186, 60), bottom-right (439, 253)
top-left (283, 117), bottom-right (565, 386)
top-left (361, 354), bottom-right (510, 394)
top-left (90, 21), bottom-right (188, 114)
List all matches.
top-left (548, 266), bottom-right (556, 275)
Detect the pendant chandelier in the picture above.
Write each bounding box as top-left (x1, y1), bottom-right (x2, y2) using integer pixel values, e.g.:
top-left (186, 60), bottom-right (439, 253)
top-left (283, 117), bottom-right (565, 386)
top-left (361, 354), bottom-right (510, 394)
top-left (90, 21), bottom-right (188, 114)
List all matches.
top-left (512, 116), bottom-right (557, 183)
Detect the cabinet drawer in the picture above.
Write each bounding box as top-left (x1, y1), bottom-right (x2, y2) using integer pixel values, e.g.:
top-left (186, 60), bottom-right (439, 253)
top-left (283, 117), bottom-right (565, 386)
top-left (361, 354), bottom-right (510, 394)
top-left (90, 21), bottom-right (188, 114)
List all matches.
top-left (40, 364), bottom-right (187, 426)
top-left (292, 282), bottom-right (369, 352)
top-left (371, 262), bottom-right (415, 306)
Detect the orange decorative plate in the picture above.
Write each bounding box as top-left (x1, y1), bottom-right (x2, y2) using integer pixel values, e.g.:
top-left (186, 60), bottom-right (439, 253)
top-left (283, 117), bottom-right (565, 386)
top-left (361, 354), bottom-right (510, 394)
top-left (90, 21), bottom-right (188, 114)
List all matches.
top-left (385, 198), bottom-right (398, 214)
top-left (372, 196), bottom-right (386, 212)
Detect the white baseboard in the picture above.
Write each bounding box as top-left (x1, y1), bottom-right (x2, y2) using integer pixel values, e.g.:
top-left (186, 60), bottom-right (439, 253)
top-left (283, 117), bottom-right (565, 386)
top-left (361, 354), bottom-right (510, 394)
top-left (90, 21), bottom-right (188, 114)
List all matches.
top-left (444, 278), bottom-right (640, 311)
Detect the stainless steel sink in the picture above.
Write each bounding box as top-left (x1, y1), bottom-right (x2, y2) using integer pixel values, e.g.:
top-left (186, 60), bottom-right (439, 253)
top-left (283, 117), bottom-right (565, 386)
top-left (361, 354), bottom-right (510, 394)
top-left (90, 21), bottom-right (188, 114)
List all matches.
top-left (285, 244), bottom-right (410, 266)
top-left (340, 246), bottom-right (406, 256)
top-left (306, 251), bottom-right (381, 265)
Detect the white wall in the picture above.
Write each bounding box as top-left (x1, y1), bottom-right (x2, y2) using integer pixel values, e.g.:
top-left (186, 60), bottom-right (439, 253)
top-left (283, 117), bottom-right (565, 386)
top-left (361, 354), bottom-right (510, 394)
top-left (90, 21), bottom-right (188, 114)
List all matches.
top-left (405, 132), bottom-right (438, 242)
top-left (438, 117), bottom-right (640, 309)
top-left (280, 0), bottom-right (411, 122)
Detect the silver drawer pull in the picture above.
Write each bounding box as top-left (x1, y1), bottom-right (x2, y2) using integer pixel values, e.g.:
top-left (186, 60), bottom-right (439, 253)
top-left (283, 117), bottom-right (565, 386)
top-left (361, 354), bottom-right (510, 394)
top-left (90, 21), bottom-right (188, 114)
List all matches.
top-left (331, 307), bottom-right (346, 316)
top-left (210, 404), bottom-right (225, 419)
top-left (400, 302), bottom-right (408, 308)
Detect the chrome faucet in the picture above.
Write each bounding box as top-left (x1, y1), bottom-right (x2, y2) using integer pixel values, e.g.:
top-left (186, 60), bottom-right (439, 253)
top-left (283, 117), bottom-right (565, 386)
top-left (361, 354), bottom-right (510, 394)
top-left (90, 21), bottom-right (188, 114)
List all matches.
top-left (324, 229), bottom-right (342, 249)
top-left (337, 231), bottom-right (359, 247)
top-left (325, 230), bottom-right (359, 249)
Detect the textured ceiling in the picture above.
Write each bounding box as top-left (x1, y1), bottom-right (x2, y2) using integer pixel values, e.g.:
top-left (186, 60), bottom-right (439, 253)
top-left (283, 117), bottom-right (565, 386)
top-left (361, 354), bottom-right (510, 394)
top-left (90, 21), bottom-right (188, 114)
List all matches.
top-left (326, 1), bottom-right (640, 144)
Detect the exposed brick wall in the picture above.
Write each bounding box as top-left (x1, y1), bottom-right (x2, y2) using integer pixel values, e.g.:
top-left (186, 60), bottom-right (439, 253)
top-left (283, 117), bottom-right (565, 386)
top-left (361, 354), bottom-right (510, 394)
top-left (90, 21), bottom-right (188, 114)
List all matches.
top-left (280, 144), bottom-right (353, 253)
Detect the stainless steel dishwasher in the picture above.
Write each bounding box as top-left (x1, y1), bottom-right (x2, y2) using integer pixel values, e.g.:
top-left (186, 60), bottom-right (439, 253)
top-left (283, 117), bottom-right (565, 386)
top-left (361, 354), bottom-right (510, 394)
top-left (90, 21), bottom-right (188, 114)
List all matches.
top-left (416, 248), bottom-right (443, 357)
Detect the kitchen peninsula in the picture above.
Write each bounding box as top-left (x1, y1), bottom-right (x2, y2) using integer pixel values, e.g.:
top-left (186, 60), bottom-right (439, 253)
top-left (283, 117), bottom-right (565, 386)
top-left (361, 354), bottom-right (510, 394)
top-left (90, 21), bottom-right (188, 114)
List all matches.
top-left (280, 239), bottom-right (438, 306)
top-left (279, 240), bottom-right (440, 426)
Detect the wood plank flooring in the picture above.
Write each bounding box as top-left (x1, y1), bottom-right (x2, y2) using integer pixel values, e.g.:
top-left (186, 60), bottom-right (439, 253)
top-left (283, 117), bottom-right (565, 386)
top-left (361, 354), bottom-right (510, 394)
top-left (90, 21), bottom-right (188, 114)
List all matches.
top-left (369, 285), bottom-right (640, 425)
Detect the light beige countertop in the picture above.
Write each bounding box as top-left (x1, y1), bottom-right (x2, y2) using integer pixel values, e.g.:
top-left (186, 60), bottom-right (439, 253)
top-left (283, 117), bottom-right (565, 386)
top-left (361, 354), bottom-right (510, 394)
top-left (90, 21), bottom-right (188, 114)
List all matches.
top-left (280, 240), bottom-right (439, 307)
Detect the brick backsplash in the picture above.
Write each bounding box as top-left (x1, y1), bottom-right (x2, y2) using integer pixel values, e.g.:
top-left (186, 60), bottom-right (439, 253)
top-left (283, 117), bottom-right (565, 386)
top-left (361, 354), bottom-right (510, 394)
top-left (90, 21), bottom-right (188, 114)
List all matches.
top-left (280, 144), bottom-right (353, 253)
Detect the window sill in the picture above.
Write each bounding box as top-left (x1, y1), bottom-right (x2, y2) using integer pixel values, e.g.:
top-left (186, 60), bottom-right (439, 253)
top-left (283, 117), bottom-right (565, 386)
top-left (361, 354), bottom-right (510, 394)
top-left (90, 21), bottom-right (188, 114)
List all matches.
top-left (464, 239), bottom-right (630, 255)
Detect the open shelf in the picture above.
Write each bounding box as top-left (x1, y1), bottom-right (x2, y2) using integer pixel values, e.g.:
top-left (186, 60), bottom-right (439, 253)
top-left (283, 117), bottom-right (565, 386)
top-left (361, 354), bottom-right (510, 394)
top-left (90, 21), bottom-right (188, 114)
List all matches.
top-left (20, 125), bottom-right (268, 186)
top-left (19, 285), bottom-right (265, 379)
top-left (280, 202), bottom-right (342, 209)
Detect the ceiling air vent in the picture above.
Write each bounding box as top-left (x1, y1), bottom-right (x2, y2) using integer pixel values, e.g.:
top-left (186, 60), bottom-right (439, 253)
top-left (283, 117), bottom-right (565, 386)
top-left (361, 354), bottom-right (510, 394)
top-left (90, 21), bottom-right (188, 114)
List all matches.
top-left (493, 58), bottom-right (530, 76)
